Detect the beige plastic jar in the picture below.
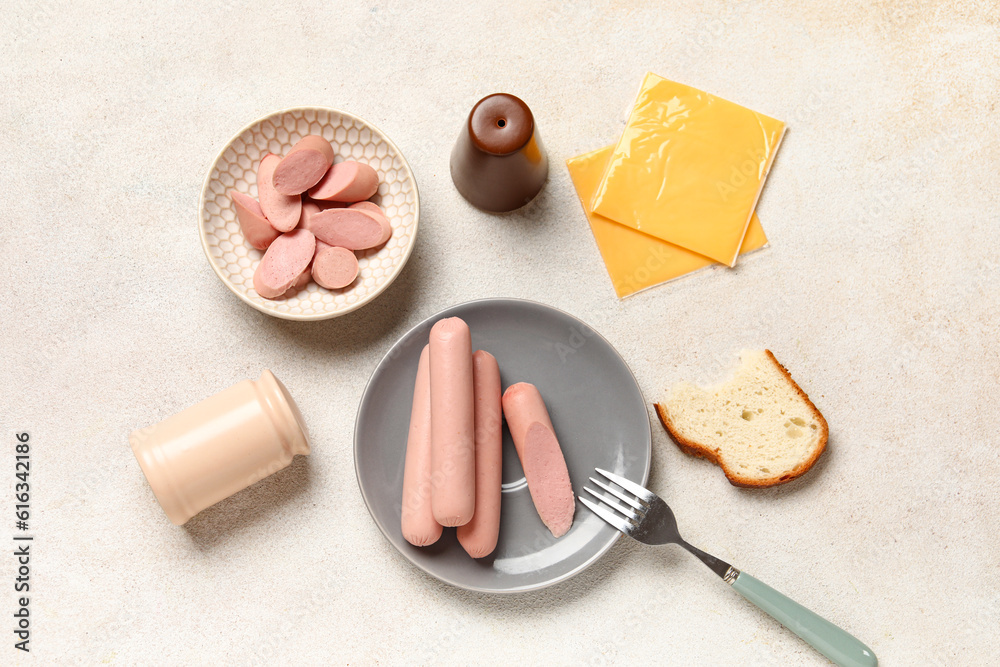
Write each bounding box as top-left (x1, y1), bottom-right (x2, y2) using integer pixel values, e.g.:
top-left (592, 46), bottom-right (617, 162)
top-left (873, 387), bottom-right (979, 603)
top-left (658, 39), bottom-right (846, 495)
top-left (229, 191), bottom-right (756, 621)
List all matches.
top-left (130, 370), bottom-right (310, 525)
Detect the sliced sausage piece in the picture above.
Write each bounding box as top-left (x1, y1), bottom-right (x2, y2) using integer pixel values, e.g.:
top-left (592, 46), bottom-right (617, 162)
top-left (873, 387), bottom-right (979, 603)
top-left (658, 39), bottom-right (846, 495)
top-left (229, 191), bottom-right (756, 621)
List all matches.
top-left (299, 199), bottom-right (347, 229)
top-left (429, 317), bottom-right (476, 527)
top-left (308, 161), bottom-right (379, 202)
top-left (348, 201), bottom-right (384, 216)
top-left (229, 190), bottom-right (280, 250)
top-left (349, 202), bottom-right (392, 246)
top-left (311, 246), bottom-right (359, 289)
top-left (401, 345), bottom-right (444, 547)
top-left (501, 383), bottom-right (554, 457)
top-left (299, 200), bottom-right (321, 229)
top-left (364, 211), bottom-right (391, 247)
top-left (273, 136), bottom-right (335, 195)
top-left (303, 208), bottom-right (389, 250)
top-left (252, 229), bottom-right (316, 299)
top-left (257, 154), bottom-right (301, 232)
top-left (291, 263), bottom-right (312, 290)
top-left (501, 382), bottom-right (575, 538)
top-left (457, 350), bottom-right (503, 558)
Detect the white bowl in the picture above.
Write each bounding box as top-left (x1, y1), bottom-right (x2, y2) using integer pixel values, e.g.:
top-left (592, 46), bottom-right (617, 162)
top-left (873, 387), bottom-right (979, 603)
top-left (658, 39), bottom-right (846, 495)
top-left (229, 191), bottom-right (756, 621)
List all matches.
top-left (198, 107), bottom-right (419, 321)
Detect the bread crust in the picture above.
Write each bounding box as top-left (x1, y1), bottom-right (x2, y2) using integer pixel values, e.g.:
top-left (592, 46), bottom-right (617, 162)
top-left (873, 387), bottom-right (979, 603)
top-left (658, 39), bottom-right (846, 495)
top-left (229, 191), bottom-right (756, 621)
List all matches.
top-left (654, 350), bottom-right (828, 488)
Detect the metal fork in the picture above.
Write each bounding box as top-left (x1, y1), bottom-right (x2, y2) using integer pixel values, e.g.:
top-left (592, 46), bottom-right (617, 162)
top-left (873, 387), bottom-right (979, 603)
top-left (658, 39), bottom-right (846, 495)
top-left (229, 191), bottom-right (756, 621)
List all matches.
top-left (581, 468), bottom-right (878, 667)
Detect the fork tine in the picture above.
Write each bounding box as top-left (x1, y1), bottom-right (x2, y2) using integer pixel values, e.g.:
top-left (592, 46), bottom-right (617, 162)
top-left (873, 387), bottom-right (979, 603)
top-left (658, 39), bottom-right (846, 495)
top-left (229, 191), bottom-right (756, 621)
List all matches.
top-left (579, 496), bottom-right (634, 534)
top-left (589, 477), bottom-right (646, 510)
top-left (583, 486), bottom-right (641, 522)
top-left (595, 468), bottom-right (655, 501)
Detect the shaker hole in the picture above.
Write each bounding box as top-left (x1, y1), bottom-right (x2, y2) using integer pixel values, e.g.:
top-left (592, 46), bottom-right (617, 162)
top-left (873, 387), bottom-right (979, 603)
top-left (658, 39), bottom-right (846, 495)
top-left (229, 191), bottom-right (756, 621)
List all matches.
top-left (497, 119), bottom-right (506, 128)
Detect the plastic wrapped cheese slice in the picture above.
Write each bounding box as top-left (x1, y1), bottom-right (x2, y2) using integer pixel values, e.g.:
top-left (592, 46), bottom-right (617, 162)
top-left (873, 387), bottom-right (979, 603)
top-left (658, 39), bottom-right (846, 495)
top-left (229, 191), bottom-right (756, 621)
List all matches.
top-left (568, 146), bottom-right (768, 298)
top-left (591, 73), bottom-right (784, 267)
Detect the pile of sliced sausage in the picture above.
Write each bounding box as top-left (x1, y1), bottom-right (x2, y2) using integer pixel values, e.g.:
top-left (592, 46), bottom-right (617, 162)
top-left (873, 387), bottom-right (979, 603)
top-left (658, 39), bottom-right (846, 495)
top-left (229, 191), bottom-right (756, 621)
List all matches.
top-left (228, 135), bottom-right (391, 299)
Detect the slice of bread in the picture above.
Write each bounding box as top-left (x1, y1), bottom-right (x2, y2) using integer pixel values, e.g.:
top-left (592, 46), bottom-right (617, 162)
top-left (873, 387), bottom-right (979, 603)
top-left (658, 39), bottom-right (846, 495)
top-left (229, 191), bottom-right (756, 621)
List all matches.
top-left (654, 350), bottom-right (828, 488)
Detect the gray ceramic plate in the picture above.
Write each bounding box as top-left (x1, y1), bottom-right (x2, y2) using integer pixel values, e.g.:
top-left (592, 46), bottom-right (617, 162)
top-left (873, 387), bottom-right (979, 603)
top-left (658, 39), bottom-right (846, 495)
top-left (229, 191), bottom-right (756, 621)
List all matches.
top-left (354, 298), bottom-right (651, 593)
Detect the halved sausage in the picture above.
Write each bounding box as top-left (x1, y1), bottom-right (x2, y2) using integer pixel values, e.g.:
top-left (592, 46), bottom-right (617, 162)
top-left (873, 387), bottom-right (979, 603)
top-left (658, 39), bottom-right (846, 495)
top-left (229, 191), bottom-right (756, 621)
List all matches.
top-left (257, 154), bottom-right (301, 232)
top-left (348, 201), bottom-right (384, 217)
top-left (252, 229), bottom-right (316, 299)
top-left (291, 263), bottom-right (312, 290)
top-left (273, 136), bottom-right (335, 195)
top-left (308, 161), bottom-right (379, 202)
top-left (303, 208), bottom-right (390, 250)
top-left (311, 246), bottom-right (359, 289)
top-left (348, 202), bottom-right (393, 242)
top-left (501, 382), bottom-right (575, 538)
top-left (299, 199), bottom-right (347, 229)
top-left (229, 190), bottom-right (279, 250)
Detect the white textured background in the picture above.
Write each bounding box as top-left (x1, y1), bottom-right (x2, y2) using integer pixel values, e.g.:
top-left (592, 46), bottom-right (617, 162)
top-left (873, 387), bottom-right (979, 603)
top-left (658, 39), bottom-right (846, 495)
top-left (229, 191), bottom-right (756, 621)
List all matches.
top-left (1, 1), bottom-right (998, 664)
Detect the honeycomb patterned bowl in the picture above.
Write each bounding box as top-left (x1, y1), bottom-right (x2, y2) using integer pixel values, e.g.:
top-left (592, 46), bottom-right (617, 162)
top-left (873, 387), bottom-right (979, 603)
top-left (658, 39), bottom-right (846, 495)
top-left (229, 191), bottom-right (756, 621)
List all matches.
top-left (199, 107), bottom-right (419, 321)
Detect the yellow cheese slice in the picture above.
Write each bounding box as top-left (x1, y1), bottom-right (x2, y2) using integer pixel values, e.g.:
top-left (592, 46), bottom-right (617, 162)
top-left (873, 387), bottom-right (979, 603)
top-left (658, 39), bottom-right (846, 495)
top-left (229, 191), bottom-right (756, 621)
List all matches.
top-left (568, 145), bottom-right (768, 298)
top-left (591, 72), bottom-right (784, 267)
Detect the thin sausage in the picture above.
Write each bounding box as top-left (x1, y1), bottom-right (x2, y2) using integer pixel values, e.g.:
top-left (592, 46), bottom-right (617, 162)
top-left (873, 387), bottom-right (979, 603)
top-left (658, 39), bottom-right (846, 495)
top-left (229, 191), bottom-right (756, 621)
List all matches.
top-left (457, 350), bottom-right (503, 558)
top-left (501, 383), bottom-right (575, 538)
top-left (401, 345), bottom-right (443, 547)
top-left (429, 317), bottom-right (476, 527)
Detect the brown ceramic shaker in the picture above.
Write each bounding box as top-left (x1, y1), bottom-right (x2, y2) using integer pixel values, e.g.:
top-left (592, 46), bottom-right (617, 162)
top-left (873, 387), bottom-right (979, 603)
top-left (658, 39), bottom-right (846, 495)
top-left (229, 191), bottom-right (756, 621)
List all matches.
top-left (450, 93), bottom-right (549, 212)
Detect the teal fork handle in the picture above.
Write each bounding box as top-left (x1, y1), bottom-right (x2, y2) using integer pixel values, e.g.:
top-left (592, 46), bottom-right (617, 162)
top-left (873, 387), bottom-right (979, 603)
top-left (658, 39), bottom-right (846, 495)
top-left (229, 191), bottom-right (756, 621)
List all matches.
top-left (731, 572), bottom-right (877, 667)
